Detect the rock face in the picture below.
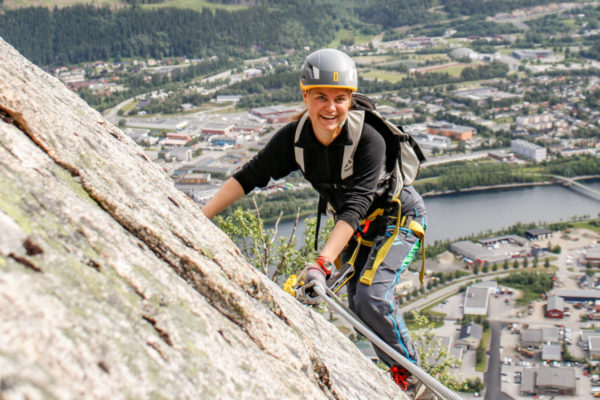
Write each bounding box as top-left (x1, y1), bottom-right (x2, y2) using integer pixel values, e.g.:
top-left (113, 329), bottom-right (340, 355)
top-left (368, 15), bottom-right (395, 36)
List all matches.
top-left (0, 38), bottom-right (408, 400)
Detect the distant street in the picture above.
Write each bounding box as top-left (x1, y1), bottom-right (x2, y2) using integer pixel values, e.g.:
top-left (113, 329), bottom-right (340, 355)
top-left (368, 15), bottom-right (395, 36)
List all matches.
top-left (485, 321), bottom-right (514, 400)
top-left (401, 270), bottom-right (514, 314)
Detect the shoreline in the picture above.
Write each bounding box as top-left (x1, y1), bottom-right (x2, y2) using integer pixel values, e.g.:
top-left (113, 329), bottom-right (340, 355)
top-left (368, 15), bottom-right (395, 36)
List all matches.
top-left (265, 176), bottom-right (600, 225)
top-left (421, 175), bottom-right (600, 198)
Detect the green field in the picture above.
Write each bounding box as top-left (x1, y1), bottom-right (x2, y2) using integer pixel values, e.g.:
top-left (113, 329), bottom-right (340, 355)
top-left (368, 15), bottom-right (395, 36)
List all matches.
top-left (327, 28), bottom-right (373, 49)
top-left (361, 69), bottom-right (407, 83)
top-left (353, 55), bottom-right (399, 65)
top-left (143, 0), bottom-right (247, 11)
top-left (434, 64), bottom-right (468, 77)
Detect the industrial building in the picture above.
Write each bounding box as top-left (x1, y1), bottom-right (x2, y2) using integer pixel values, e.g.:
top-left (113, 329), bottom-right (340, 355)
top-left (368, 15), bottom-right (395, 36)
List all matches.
top-left (450, 235), bottom-right (530, 266)
top-left (427, 121), bottom-right (476, 141)
top-left (520, 367), bottom-right (576, 396)
top-left (249, 105), bottom-right (299, 124)
top-left (545, 295), bottom-right (565, 319)
top-left (555, 289), bottom-right (600, 303)
top-left (541, 344), bottom-right (562, 361)
top-left (463, 285), bottom-right (492, 315)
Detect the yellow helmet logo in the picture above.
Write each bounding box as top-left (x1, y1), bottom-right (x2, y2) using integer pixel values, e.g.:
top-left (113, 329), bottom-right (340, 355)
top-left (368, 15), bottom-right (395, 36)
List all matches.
top-left (333, 71), bottom-right (339, 82)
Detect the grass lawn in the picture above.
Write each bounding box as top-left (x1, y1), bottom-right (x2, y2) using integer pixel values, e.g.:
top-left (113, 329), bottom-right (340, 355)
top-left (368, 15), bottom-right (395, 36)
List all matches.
top-left (493, 116), bottom-right (513, 124)
top-left (475, 328), bottom-right (490, 372)
top-left (572, 219), bottom-right (600, 234)
top-left (361, 69), bottom-right (407, 83)
top-left (410, 53), bottom-right (451, 62)
top-left (143, 0), bottom-right (247, 11)
top-left (433, 63), bottom-right (469, 77)
top-left (353, 55), bottom-right (401, 66)
top-left (328, 29), bottom-right (373, 48)
top-left (121, 99), bottom-right (138, 114)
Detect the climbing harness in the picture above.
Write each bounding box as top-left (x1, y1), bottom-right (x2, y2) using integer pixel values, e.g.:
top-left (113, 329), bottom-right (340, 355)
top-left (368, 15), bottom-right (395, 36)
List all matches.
top-left (347, 198), bottom-right (426, 287)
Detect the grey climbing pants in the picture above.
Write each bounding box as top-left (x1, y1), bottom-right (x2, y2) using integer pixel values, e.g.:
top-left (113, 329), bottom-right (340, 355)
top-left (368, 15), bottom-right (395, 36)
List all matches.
top-left (341, 186), bottom-right (426, 367)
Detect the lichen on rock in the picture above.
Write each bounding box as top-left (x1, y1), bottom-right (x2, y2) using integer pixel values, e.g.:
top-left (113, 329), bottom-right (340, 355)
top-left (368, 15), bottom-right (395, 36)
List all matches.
top-left (0, 38), bottom-right (408, 400)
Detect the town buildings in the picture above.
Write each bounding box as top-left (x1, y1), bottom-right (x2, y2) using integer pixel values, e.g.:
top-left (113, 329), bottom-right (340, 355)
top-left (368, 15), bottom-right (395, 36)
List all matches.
top-left (511, 139), bottom-right (547, 161)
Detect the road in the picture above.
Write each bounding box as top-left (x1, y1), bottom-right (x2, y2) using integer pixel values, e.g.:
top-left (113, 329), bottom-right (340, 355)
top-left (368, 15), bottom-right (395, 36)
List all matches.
top-left (102, 68), bottom-right (243, 126)
top-left (400, 270), bottom-right (514, 313)
top-left (103, 96), bottom-right (138, 125)
top-left (485, 321), bottom-right (514, 400)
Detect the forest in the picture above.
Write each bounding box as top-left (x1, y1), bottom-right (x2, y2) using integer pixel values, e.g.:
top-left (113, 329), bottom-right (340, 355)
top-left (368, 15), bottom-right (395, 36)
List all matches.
top-left (0, 4), bottom-right (338, 66)
top-left (0, 0), bottom-right (574, 67)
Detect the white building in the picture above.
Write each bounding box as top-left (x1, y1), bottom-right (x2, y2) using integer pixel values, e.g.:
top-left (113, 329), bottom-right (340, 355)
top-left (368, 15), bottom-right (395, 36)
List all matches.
top-left (511, 139), bottom-right (547, 161)
top-left (463, 285), bottom-right (492, 315)
top-left (589, 336), bottom-right (600, 359)
top-left (412, 132), bottom-right (452, 150)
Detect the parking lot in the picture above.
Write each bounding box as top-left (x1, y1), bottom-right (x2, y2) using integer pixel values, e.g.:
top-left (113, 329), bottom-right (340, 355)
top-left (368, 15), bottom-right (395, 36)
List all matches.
top-left (498, 323), bottom-right (593, 400)
top-left (428, 228), bottom-right (600, 399)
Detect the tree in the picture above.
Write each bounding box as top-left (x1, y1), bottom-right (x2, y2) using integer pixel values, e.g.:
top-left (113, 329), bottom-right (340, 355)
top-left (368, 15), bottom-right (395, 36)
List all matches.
top-left (465, 377), bottom-right (484, 393)
top-left (544, 258), bottom-right (550, 269)
top-left (409, 312), bottom-right (464, 391)
top-left (473, 264), bottom-right (479, 275)
top-left (513, 259), bottom-right (520, 269)
top-left (215, 204), bottom-right (333, 282)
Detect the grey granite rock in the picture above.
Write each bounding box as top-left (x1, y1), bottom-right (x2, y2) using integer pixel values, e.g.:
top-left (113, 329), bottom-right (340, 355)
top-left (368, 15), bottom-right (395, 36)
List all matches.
top-left (0, 37), bottom-right (408, 400)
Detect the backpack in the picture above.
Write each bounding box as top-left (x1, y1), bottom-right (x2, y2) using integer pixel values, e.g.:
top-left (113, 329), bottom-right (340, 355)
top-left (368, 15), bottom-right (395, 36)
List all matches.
top-left (294, 93), bottom-right (426, 250)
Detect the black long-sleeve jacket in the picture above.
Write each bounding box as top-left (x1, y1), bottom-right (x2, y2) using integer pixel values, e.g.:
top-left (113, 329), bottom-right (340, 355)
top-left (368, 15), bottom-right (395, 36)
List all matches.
top-left (233, 117), bottom-right (396, 231)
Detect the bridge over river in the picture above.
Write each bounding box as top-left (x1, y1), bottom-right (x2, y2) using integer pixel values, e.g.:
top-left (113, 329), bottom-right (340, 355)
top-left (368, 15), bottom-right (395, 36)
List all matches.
top-left (552, 175), bottom-right (600, 201)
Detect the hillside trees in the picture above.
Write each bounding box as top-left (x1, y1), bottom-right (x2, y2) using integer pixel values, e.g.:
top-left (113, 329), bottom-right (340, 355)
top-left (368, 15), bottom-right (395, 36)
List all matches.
top-left (358, 0), bottom-right (436, 29)
top-left (441, 0), bottom-right (558, 18)
top-left (0, 4), bottom-right (338, 66)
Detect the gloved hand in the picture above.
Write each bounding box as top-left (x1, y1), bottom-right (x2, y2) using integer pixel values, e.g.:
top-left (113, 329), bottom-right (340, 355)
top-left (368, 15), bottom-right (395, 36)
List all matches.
top-left (306, 266), bottom-right (327, 291)
top-left (297, 266), bottom-right (327, 305)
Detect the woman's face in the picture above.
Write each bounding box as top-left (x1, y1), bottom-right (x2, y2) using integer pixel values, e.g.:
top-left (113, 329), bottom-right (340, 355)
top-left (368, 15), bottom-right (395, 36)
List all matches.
top-left (303, 87), bottom-right (352, 141)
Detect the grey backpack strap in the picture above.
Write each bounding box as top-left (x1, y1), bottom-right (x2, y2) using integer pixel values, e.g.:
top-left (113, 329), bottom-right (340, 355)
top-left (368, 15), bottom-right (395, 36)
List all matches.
top-left (294, 112), bottom-right (310, 173)
top-left (341, 110), bottom-right (365, 180)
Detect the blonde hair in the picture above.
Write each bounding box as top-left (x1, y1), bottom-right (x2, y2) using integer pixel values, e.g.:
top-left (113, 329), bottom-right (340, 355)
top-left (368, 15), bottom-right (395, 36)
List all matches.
top-left (292, 109), bottom-right (307, 121)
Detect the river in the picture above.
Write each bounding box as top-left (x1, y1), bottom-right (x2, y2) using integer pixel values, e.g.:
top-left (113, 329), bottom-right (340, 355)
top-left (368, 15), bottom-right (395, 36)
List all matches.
top-left (270, 180), bottom-right (600, 245)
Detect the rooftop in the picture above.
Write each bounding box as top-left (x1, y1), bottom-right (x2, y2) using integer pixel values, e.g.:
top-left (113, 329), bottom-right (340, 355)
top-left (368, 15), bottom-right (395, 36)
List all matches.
top-left (537, 367), bottom-right (576, 389)
top-left (464, 286), bottom-right (489, 309)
